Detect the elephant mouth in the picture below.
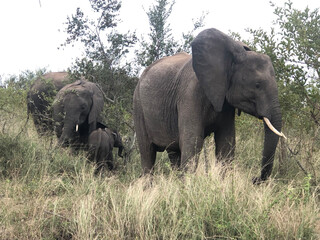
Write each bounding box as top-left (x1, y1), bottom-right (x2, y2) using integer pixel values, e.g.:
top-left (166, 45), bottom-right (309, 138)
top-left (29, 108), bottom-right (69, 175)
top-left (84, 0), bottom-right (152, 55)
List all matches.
top-left (242, 106), bottom-right (286, 139)
top-left (263, 117), bottom-right (286, 139)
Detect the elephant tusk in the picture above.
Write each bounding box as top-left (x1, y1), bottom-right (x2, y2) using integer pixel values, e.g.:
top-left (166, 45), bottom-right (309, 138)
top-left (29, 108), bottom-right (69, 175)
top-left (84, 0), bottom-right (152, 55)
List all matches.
top-left (76, 124), bottom-right (79, 132)
top-left (263, 117), bottom-right (287, 139)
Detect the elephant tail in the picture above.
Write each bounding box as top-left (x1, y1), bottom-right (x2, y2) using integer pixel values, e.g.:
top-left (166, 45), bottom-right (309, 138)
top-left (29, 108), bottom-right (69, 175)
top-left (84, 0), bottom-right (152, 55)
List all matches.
top-left (93, 128), bottom-right (103, 162)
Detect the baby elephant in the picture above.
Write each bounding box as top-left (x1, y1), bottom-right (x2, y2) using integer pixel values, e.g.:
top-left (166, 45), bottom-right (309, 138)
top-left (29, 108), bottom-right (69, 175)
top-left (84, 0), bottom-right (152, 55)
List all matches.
top-left (88, 128), bottom-right (124, 172)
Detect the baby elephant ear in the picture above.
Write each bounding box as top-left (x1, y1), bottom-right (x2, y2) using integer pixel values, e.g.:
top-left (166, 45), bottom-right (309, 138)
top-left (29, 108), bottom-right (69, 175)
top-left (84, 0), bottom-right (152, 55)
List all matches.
top-left (192, 28), bottom-right (245, 112)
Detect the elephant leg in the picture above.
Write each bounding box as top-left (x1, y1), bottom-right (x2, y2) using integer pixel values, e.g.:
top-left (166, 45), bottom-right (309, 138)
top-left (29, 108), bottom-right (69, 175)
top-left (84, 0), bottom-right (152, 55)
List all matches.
top-left (179, 134), bottom-right (204, 171)
top-left (134, 102), bottom-right (157, 174)
top-left (106, 152), bottom-right (114, 171)
top-left (135, 123), bottom-right (156, 174)
top-left (93, 145), bottom-right (106, 173)
top-left (34, 114), bottom-right (47, 136)
top-left (95, 153), bottom-right (104, 173)
top-left (138, 143), bottom-right (156, 174)
top-left (33, 116), bottom-right (42, 135)
top-left (167, 150), bottom-right (181, 169)
top-left (178, 99), bottom-right (205, 171)
top-left (214, 108), bottom-right (236, 163)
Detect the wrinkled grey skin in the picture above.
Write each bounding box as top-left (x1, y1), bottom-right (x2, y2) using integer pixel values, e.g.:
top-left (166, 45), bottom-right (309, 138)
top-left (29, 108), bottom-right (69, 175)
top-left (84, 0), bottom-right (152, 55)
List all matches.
top-left (133, 28), bottom-right (282, 183)
top-left (88, 128), bottom-right (124, 172)
top-left (52, 80), bottom-right (105, 148)
top-left (27, 72), bottom-right (72, 135)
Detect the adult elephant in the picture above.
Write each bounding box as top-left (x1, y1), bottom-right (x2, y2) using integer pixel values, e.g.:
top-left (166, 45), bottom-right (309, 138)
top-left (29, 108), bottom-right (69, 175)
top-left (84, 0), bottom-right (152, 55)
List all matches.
top-left (27, 72), bottom-right (72, 135)
top-left (52, 80), bottom-right (105, 148)
top-left (133, 28), bottom-right (286, 183)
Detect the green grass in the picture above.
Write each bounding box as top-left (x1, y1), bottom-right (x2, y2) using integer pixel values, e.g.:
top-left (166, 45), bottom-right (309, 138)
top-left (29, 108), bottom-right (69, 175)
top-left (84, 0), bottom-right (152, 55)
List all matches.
top-left (0, 90), bottom-right (319, 239)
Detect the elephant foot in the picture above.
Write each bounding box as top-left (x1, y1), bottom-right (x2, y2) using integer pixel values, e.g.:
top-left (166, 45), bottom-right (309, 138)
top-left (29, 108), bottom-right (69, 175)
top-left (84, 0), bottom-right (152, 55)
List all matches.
top-left (94, 162), bottom-right (108, 175)
top-left (141, 174), bottom-right (154, 190)
top-left (107, 162), bottom-right (114, 171)
top-left (252, 176), bottom-right (266, 185)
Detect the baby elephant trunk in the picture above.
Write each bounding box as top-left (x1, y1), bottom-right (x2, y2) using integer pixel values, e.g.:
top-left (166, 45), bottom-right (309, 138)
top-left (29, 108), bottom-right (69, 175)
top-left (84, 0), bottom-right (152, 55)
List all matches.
top-left (112, 131), bottom-right (124, 158)
top-left (117, 145), bottom-right (124, 158)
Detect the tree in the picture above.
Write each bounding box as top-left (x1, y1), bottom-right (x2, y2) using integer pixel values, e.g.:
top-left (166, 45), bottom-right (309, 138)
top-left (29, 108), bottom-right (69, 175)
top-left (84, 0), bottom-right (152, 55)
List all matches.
top-left (0, 70), bottom-right (46, 135)
top-left (136, 0), bottom-right (206, 67)
top-left (61, 0), bottom-right (138, 132)
top-left (178, 13), bottom-right (207, 53)
top-left (62, 0), bottom-right (136, 67)
top-left (4, 69), bottom-right (47, 90)
top-left (136, 0), bottom-right (177, 67)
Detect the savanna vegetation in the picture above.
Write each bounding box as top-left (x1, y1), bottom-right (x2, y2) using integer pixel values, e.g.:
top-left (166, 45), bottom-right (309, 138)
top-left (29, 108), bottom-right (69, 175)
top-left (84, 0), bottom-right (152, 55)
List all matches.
top-left (0, 0), bottom-right (319, 239)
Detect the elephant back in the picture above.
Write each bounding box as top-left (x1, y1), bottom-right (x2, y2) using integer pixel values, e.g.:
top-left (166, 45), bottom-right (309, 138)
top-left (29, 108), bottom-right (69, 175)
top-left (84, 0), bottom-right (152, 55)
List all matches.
top-left (30, 72), bottom-right (71, 94)
top-left (56, 80), bottom-right (101, 96)
top-left (28, 72), bottom-right (72, 107)
top-left (42, 72), bottom-right (71, 90)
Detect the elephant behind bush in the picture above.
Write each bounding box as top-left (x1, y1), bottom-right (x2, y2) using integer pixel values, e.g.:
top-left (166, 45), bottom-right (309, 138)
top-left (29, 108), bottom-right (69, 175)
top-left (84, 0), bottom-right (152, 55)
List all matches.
top-left (27, 72), bottom-right (72, 136)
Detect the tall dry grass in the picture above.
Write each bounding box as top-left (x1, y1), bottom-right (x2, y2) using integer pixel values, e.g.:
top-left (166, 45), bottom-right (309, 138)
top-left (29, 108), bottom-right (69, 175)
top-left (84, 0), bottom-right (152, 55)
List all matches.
top-left (0, 88), bottom-right (319, 239)
top-left (0, 129), bottom-right (319, 239)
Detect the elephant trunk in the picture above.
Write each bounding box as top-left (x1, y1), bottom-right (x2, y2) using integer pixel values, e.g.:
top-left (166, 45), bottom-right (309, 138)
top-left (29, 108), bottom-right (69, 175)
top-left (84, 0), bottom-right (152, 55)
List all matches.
top-left (118, 145), bottom-right (124, 158)
top-left (59, 116), bottom-right (79, 146)
top-left (258, 105), bottom-right (282, 182)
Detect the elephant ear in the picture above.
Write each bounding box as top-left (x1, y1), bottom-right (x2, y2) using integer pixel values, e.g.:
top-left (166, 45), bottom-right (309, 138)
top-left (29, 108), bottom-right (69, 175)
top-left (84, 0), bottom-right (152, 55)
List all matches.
top-left (191, 28), bottom-right (246, 112)
top-left (111, 132), bottom-right (117, 139)
top-left (86, 82), bottom-right (104, 131)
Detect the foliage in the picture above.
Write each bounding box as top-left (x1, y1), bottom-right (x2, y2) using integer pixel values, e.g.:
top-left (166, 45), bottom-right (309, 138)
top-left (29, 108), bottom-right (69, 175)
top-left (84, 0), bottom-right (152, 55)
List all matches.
top-left (0, 78), bottom-right (30, 138)
top-left (178, 12), bottom-right (207, 53)
top-left (136, 0), bottom-right (177, 67)
top-left (3, 69), bottom-right (46, 90)
top-left (136, 0), bottom-right (206, 67)
top-left (61, 0), bottom-right (136, 66)
top-left (244, 1), bottom-right (320, 131)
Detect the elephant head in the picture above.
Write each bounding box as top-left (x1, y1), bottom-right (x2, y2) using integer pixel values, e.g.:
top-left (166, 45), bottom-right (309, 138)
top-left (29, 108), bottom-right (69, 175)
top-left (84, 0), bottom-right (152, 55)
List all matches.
top-left (192, 28), bottom-right (285, 182)
top-left (53, 80), bottom-right (104, 147)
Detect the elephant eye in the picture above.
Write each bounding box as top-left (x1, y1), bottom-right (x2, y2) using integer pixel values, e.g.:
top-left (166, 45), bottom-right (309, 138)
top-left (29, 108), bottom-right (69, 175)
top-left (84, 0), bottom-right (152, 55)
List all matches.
top-left (255, 82), bottom-right (261, 89)
top-left (80, 103), bottom-right (86, 109)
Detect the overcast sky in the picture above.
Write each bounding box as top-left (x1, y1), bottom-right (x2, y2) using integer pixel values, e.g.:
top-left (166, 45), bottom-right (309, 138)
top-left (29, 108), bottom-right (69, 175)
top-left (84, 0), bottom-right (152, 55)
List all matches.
top-left (0, 0), bottom-right (319, 79)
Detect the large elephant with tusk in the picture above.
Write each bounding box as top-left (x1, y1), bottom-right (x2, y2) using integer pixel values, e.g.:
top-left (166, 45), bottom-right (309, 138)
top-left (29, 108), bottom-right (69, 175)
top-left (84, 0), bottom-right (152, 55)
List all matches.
top-left (133, 28), bottom-right (286, 183)
top-left (52, 80), bottom-right (106, 149)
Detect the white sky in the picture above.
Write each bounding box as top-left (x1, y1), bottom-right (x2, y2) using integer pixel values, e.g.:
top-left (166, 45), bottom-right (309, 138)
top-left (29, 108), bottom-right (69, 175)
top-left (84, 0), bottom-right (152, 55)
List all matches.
top-left (0, 0), bottom-right (319, 79)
